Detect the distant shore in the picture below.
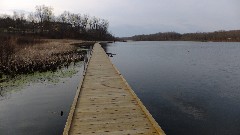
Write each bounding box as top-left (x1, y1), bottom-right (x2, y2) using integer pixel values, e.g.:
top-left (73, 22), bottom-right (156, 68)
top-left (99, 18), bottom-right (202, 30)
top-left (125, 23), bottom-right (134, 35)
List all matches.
top-left (122, 30), bottom-right (240, 42)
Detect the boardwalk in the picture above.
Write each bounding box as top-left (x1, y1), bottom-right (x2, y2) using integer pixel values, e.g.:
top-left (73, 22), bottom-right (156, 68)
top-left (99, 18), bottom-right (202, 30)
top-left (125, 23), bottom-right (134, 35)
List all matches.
top-left (63, 43), bottom-right (165, 135)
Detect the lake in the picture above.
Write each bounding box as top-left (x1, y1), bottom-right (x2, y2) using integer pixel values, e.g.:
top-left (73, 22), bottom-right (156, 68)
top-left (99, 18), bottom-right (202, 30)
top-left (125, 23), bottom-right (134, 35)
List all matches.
top-left (0, 45), bottom-right (93, 135)
top-left (0, 62), bottom-right (84, 135)
top-left (105, 41), bottom-right (240, 135)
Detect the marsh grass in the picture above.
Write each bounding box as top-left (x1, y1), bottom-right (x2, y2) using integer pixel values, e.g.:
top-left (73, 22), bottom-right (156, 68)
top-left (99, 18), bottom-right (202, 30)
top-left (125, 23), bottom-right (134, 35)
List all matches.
top-left (0, 35), bottom-right (93, 80)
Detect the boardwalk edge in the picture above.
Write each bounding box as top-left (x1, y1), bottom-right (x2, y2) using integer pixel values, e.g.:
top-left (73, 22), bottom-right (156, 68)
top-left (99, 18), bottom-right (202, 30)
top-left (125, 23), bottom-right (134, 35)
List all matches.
top-left (103, 44), bottom-right (166, 135)
top-left (63, 44), bottom-right (94, 135)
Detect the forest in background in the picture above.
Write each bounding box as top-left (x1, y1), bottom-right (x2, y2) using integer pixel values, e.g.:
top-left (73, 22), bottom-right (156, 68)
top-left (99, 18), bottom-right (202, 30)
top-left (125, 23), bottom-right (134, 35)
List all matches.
top-left (0, 5), bottom-right (115, 41)
top-left (0, 5), bottom-right (114, 79)
top-left (123, 30), bottom-right (240, 42)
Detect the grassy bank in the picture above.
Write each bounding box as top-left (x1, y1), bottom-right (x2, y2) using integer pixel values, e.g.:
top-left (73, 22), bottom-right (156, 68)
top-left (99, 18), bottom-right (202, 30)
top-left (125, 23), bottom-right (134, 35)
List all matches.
top-left (0, 35), bottom-right (94, 81)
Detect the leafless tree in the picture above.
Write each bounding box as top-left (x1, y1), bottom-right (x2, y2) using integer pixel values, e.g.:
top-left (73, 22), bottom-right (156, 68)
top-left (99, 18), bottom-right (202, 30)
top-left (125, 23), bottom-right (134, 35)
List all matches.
top-left (35, 5), bottom-right (54, 33)
top-left (0, 5), bottom-right (115, 40)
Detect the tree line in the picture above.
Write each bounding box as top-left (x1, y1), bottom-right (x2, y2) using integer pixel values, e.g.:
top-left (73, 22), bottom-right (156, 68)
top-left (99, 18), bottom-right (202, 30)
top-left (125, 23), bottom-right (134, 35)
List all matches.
top-left (0, 5), bottom-right (115, 40)
top-left (124, 30), bottom-right (240, 42)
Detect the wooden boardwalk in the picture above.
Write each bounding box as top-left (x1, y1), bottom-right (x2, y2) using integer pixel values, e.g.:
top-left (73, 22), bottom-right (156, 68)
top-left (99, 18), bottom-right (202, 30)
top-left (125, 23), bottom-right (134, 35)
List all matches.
top-left (63, 43), bottom-right (165, 135)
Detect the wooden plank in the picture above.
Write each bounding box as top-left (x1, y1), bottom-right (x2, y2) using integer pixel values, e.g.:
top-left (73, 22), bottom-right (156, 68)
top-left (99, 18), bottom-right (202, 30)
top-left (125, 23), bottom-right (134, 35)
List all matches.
top-left (63, 43), bottom-right (165, 135)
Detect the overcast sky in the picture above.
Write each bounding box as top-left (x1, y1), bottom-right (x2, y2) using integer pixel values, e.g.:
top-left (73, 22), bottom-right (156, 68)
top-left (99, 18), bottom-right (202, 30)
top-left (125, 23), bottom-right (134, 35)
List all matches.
top-left (1, 0), bottom-right (240, 37)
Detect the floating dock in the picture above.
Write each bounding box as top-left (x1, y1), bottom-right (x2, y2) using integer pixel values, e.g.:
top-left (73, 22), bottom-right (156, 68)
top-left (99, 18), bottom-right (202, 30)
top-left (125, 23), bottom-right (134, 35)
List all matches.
top-left (63, 43), bottom-right (165, 135)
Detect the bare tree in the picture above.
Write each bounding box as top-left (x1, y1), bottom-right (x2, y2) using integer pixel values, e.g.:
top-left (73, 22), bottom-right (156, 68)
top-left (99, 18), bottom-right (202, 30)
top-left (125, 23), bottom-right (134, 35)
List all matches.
top-left (35, 5), bottom-right (54, 33)
top-left (28, 12), bottom-right (36, 33)
top-left (58, 11), bottom-right (68, 23)
top-left (12, 11), bottom-right (25, 30)
top-left (0, 6), bottom-right (114, 40)
top-left (12, 11), bottom-right (19, 21)
top-left (99, 19), bottom-right (109, 33)
top-left (82, 14), bottom-right (89, 31)
top-left (75, 13), bottom-right (82, 32)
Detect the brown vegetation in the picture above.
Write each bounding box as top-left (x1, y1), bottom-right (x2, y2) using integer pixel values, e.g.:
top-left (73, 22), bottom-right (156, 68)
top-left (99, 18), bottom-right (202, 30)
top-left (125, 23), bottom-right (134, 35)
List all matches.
top-left (0, 35), bottom-right (94, 78)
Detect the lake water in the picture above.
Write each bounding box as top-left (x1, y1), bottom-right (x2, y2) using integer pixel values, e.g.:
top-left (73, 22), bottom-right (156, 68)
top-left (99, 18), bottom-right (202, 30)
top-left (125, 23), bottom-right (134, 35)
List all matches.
top-left (0, 63), bottom-right (84, 135)
top-left (0, 45), bottom-right (92, 135)
top-left (105, 41), bottom-right (240, 135)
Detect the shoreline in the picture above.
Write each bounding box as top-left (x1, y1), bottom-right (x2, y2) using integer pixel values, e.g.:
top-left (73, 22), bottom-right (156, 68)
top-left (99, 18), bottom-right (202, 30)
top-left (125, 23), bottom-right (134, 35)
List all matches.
top-left (0, 38), bottom-right (94, 81)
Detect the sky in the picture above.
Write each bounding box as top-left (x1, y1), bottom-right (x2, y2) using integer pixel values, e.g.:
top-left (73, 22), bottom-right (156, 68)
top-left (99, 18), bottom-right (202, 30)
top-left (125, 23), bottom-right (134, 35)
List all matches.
top-left (0, 0), bottom-right (240, 37)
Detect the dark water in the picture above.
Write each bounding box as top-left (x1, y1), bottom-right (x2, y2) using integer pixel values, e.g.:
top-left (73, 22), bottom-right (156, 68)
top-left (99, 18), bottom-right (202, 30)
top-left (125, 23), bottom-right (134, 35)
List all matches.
top-left (0, 64), bottom-right (84, 135)
top-left (106, 41), bottom-right (240, 135)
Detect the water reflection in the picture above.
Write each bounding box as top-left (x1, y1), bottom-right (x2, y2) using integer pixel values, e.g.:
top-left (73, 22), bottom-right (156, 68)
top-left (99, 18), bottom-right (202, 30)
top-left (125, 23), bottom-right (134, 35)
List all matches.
top-left (107, 41), bottom-right (240, 135)
top-left (1, 62), bottom-right (81, 98)
top-left (0, 45), bottom-right (92, 135)
top-left (0, 62), bottom-right (84, 135)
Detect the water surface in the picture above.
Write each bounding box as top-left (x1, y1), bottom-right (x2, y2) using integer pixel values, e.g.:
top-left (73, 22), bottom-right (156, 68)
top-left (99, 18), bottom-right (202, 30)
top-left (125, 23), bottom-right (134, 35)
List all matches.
top-left (106, 41), bottom-right (240, 135)
top-left (0, 63), bottom-right (84, 135)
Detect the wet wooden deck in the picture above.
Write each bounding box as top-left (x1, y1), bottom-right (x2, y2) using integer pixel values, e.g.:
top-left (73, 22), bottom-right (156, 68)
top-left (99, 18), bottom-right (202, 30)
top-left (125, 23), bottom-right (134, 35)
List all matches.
top-left (63, 43), bottom-right (165, 135)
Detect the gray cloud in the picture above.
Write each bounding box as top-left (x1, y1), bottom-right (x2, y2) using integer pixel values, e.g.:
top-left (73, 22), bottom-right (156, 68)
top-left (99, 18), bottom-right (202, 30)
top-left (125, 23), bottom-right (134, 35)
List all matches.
top-left (1, 0), bottom-right (240, 37)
